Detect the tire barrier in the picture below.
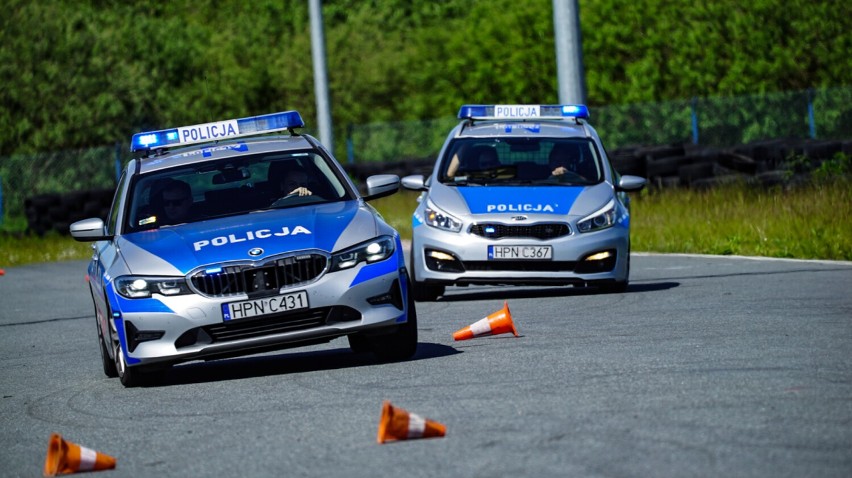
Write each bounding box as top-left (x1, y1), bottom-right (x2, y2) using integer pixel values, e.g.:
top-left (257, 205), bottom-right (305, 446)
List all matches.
top-left (22, 137), bottom-right (849, 235)
top-left (25, 188), bottom-right (113, 236)
top-left (609, 137), bottom-right (851, 190)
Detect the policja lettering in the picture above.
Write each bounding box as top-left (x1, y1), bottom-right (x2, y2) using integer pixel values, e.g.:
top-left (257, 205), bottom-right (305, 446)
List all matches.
top-left (179, 120), bottom-right (239, 143)
top-left (194, 226), bottom-right (312, 251)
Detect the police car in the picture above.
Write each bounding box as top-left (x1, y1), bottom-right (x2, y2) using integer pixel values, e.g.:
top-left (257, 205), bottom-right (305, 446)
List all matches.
top-left (401, 104), bottom-right (646, 301)
top-left (70, 111), bottom-right (417, 386)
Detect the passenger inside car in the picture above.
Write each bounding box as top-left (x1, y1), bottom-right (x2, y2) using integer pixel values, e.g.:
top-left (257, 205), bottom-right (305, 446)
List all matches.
top-left (446, 144), bottom-right (501, 178)
top-left (280, 167), bottom-right (313, 197)
top-left (548, 142), bottom-right (597, 181)
top-left (157, 179), bottom-right (196, 225)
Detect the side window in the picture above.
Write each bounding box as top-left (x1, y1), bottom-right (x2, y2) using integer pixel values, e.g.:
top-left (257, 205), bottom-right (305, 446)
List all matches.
top-left (107, 171), bottom-right (128, 236)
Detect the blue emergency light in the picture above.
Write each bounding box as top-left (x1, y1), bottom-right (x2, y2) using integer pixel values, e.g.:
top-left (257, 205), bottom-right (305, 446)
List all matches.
top-left (458, 104), bottom-right (589, 120)
top-left (130, 110), bottom-right (305, 152)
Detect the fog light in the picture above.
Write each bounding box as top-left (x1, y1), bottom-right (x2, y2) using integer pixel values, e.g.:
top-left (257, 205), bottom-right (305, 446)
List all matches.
top-left (427, 250), bottom-right (455, 261)
top-left (584, 251), bottom-right (613, 261)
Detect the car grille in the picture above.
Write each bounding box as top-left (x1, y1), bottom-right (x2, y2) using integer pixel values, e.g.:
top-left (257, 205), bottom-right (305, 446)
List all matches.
top-left (174, 306), bottom-right (362, 348)
top-left (469, 223), bottom-right (570, 240)
top-left (190, 254), bottom-right (328, 298)
top-left (206, 308), bottom-right (330, 342)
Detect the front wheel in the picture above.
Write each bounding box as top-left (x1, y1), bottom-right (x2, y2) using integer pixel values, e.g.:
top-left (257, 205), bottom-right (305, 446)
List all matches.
top-left (98, 322), bottom-right (118, 378)
top-left (367, 278), bottom-right (418, 362)
top-left (409, 249), bottom-right (444, 301)
top-left (111, 322), bottom-right (167, 387)
top-left (598, 249), bottom-right (630, 293)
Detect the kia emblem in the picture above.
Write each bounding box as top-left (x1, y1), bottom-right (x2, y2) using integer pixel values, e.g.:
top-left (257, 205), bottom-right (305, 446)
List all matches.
top-left (511, 215), bottom-right (528, 221)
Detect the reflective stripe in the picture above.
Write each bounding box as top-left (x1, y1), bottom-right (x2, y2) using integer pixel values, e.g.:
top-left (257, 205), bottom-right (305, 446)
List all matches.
top-left (469, 317), bottom-right (492, 337)
top-left (79, 446), bottom-right (97, 471)
top-left (407, 414), bottom-right (426, 438)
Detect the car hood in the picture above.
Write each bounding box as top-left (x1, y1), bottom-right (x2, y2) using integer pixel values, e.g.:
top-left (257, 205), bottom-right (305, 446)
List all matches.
top-left (118, 200), bottom-right (377, 275)
top-left (429, 182), bottom-right (614, 218)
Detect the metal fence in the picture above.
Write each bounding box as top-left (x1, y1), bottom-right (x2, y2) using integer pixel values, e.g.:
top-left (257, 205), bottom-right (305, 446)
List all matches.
top-left (1, 86), bottom-right (850, 223)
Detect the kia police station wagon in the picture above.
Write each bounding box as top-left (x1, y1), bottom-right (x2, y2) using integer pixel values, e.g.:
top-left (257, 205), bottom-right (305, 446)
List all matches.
top-left (402, 104), bottom-right (646, 301)
top-left (71, 111), bottom-right (417, 386)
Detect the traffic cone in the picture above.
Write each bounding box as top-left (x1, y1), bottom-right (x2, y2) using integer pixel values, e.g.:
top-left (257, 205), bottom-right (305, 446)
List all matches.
top-left (377, 401), bottom-right (446, 444)
top-left (452, 301), bottom-right (519, 341)
top-left (43, 433), bottom-right (116, 476)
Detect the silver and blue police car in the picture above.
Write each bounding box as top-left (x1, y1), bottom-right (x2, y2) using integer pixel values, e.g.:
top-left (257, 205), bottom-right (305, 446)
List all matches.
top-left (70, 111), bottom-right (417, 386)
top-left (402, 104), bottom-right (646, 301)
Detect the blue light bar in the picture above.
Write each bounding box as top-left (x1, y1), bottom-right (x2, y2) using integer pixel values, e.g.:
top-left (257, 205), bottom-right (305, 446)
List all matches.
top-left (457, 104), bottom-right (589, 120)
top-left (130, 110), bottom-right (305, 152)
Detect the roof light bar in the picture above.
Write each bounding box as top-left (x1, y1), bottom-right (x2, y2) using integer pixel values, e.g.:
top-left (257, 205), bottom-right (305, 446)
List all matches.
top-left (457, 104), bottom-right (589, 121)
top-left (130, 110), bottom-right (305, 152)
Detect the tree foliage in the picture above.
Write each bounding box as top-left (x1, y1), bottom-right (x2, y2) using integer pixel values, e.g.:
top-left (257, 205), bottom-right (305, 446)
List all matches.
top-left (1, 0), bottom-right (850, 158)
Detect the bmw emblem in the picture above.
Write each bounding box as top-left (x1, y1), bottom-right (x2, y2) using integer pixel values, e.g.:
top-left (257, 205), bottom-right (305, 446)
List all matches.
top-left (248, 247), bottom-right (264, 257)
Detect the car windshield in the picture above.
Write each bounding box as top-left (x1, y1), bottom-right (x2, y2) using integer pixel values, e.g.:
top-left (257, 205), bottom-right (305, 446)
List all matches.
top-left (439, 138), bottom-right (602, 186)
top-left (124, 150), bottom-right (350, 232)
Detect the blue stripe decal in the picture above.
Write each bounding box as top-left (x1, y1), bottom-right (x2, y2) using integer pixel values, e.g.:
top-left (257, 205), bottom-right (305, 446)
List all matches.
top-left (397, 267), bottom-right (409, 323)
top-left (349, 252), bottom-right (400, 288)
top-left (457, 186), bottom-right (584, 215)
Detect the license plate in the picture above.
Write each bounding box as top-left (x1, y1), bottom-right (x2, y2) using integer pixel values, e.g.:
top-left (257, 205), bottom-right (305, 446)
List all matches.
top-left (488, 245), bottom-right (553, 260)
top-left (223, 291), bottom-right (309, 321)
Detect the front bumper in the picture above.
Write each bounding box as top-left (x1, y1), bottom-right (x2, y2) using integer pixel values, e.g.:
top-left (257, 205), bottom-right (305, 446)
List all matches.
top-left (111, 255), bottom-right (409, 367)
top-left (411, 219), bottom-right (630, 287)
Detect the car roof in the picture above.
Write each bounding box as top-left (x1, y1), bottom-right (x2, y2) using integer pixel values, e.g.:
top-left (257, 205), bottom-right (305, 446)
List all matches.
top-left (137, 134), bottom-right (317, 174)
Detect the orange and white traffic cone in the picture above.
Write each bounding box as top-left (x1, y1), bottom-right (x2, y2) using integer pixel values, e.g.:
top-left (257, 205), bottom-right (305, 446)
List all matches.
top-left (377, 401), bottom-right (446, 444)
top-left (43, 433), bottom-right (116, 476)
top-left (452, 301), bottom-right (519, 341)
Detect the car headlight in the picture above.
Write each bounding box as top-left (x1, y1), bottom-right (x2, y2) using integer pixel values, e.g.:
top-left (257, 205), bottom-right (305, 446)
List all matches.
top-left (330, 236), bottom-right (395, 272)
top-left (577, 199), bottom-right (617, 233)
top-left (424, 201), bottom-right (462, 232)
top-left (115, 276), bottom-right (192, 299)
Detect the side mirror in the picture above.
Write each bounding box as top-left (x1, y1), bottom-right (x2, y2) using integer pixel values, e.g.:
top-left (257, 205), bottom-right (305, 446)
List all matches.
top-left (401, 174), bottom-right (427, 191)
top-left (617, 175), bottom-right (646, 192)
top-left (363, 174), bottom-right (400, 201)
top-left (70, 218), bottom-right (112, 242)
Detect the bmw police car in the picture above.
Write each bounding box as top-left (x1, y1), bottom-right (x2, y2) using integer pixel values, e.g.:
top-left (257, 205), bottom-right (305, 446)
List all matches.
top-left (70, 111), bottom-right (416, 386)
top-left (402, 104), bottom-right (646, 301)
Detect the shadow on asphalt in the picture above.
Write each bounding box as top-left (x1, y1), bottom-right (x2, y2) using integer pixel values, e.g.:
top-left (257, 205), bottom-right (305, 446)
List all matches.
top-left (435, 281), bottom-right (680, 302)
top-left (150, 341), bottom-right (459, 387)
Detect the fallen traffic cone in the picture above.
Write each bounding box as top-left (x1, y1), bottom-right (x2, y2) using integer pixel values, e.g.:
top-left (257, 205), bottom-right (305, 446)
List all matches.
top-left (377, 401), bottom-right (446, 444)
top-left (43, 433), bottom-right (116, 476)
top-left (452, 301), bottom-right (519, 341)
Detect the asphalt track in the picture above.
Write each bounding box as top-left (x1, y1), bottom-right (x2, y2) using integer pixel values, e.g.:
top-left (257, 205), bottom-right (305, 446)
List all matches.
top-left (1, 254), bottom-right (850, 477)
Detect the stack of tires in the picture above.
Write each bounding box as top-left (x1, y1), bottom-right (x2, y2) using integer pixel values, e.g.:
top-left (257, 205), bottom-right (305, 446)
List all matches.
top-left (25, 188), bottom-right (113, 236)
top-left (608, 138), bottom-right (852, 190)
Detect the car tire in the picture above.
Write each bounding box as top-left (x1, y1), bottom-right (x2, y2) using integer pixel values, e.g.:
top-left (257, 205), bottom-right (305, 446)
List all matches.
top-left (599, 249), bottom-right (630, 293)
top-left (409, 249), bottom-right (444, 302)
top-left (367, 277), bottom-right (418, 362)
top-left (92, 290), bottom-right (118, 378)
top-left (110, 318), bottom-right (166, 387)
top-left (347, 333), bottom-right (371, 354)
top-left (98, 321), bottom-right (118, 378)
